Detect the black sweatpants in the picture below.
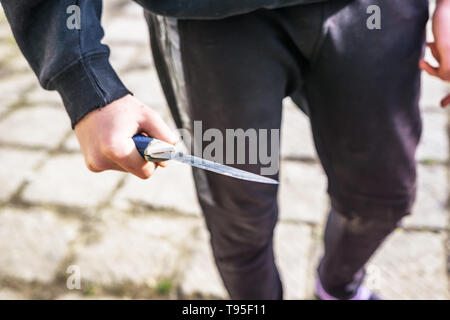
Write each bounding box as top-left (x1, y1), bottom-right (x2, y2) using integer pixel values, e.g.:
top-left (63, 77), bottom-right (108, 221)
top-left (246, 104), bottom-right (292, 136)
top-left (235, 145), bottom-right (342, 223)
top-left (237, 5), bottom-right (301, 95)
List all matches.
top-left (145, 0), bottom-right (429, 299)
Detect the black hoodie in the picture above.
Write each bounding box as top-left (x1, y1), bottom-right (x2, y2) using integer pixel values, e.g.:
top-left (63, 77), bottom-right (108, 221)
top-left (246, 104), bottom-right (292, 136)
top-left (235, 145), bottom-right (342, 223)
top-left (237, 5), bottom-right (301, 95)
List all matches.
top-left (135, 0), bottom-right (327, 19)
top-left (1, 0), bottom-right (327, 127)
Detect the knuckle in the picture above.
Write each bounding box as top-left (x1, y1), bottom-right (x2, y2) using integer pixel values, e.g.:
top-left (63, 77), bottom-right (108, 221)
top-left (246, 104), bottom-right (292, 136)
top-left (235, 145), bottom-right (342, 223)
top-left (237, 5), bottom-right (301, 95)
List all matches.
top-left (139, 165), bottom-right (154, 180)
top-left (102, 146), bottom-right (117, 159)
top-left (101, 141), bottom-right (123, 160)
top-left (86, 160), bottom-right (103, 173)
top-left (137, 169), bottom-right (152, 180)
top-left (84, 152), bottom-right (108, 173)
top-left (139, 172), bottom-right (152, 180)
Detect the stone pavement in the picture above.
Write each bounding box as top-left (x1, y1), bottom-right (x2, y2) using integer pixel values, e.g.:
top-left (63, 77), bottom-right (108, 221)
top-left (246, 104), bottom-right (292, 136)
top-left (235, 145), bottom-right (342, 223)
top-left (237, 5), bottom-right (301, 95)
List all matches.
top-left (0, 1), bottom-right (448, 300)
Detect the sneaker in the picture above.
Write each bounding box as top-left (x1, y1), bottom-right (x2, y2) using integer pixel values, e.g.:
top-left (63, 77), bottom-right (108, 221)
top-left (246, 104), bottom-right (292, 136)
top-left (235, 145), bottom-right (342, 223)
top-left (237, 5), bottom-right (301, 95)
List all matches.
top-left (315, 275), bottom-right (381, 300)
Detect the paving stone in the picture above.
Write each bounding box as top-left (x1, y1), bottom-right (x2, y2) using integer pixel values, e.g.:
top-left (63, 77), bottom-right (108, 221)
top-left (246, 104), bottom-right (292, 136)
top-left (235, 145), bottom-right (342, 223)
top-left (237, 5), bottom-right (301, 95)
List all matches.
top-left (103, 14), bottom-right (149, 45)
top-left (25, 88), bottom-right (62, 106)
top-left (7, 52), bottom-right (32, 75)
top-left (303, 232), bottom-right (325, 298)
top-left (0, 45), bottom-right (30, 76)
top-left (404, 165), bottom-right (448, 230)
top-left (0, 42), bottom-right (15, 63)
top-left (181, 221), bottom-right (313, 300)
top-left (0, 23), bottom-right (11, 43)
top-left (55, 293), bottom-right (91, 300)
top-left (109, 44), bottom-right (141, 72)
top-left (0, 29), bottom-right (11, 44)
top-left (427, 1), bottom-right (437, 35)
top-left (0, 148), bottom-right (46, 202)
top-left (0, 208), bottom-right (78, 283)
top-left (0, 74), bottom-right (35, 102)
top-left (275, 223), bottom-right (313, 300)
top-left (180, 226), bottom-right (228, 299)
top-left (22, 154), bottom-right (124, 208)
top-left (73, 213), bottom-right (199, 286)
top-left (62, 133), bottom-right (80, 152)
top-left (279, 161), bottom-right (329, 224)
top-left (416, 110), bottom-right (448, 163)
top-left (281, 99), bottom-right (317, 160)
top-left (0, 106), bottom-right (70, 149)
top-left (420, 72), bottom-right (448, 109)
top-left (422, 8), bottom-right (437, 103)
top-left (365, 230), bottom-right (448, 300)
top-left (105, 211), bottom-right (201, 246)
top-left (0, 289), bottom-right (26, 300)
top-left (113, 160), bottom-right (202, 216)
top-left (308, 229), bottom-right (449, 300)
top-left (120, 1), bottom-right (146, 19)
top-left (56, 293), bottom-right (123, 300)
top-left (0, 96), bottom-right (13, 117)
top-left (103, 0), bottom-right (132, 21)
top-left (0, 9), bottom-right (12, 38)
top-left (120, 69), bottom-right (169, 116)
top-left (165, 114), bottom-right (179, 131)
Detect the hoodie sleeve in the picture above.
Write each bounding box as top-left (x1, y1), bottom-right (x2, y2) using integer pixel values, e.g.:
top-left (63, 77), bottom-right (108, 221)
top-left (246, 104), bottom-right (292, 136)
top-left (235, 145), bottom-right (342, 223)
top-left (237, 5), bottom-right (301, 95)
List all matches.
top-left (1, 0), bottom-right (131, 128)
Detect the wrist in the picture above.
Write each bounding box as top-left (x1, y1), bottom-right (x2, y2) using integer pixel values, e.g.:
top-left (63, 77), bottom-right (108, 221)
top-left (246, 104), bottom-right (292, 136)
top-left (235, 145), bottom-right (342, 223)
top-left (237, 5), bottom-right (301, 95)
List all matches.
top-left (50, 54), bottom-right (131, 129)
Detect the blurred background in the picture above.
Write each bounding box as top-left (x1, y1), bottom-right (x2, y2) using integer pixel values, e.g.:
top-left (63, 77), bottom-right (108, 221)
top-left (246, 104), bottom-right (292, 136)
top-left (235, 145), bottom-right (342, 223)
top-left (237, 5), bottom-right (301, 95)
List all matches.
top-left (0, 0), bottom-right (448, 299)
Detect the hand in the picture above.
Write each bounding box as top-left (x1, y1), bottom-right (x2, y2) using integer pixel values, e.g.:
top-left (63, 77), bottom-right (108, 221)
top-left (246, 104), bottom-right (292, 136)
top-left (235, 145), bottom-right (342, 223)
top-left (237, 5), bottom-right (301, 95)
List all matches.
top-left (74, 94), bottom-right (178, 179)
top-left (420, 0), bottom-right (450, 107)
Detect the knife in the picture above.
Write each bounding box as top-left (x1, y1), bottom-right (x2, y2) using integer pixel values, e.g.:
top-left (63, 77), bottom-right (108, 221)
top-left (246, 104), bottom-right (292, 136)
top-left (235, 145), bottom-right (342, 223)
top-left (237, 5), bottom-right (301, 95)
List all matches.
top-left (133, 134), bottom-right (278, 184)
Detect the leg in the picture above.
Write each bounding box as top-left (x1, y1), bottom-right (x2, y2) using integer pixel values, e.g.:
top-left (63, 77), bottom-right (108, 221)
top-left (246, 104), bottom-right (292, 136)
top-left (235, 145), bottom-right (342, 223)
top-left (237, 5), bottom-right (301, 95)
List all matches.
top-left (318, 208), bottom-right (399, 299)
top-left (302, 0), bottom-right (429, 298)
top-left (145, 11), bottom-right (301, 299)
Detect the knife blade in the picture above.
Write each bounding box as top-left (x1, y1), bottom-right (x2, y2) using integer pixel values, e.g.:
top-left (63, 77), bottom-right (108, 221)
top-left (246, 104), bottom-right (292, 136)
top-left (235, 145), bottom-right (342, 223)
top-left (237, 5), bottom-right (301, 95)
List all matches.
top-left (133, 134), bottom-right (278, 184)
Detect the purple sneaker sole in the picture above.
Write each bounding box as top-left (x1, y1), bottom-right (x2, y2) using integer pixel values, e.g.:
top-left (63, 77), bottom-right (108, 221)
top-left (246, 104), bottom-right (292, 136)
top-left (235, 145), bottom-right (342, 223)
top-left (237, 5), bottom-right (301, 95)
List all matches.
top-left (315, 276), bottom-right (381, 300)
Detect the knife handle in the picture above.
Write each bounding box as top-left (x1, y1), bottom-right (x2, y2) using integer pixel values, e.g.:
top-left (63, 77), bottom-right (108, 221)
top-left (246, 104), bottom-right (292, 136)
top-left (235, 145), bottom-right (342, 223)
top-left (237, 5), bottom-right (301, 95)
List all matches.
top-left (132, 134), bottom-right (153, 159)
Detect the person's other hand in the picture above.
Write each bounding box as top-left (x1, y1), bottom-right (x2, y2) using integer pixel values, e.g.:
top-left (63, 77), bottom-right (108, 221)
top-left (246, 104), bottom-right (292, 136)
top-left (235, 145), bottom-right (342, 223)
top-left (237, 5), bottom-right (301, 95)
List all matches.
top-left (74, 94), bottom-right (178, 179)
top-left (420, 0), bottom-right (450, 107)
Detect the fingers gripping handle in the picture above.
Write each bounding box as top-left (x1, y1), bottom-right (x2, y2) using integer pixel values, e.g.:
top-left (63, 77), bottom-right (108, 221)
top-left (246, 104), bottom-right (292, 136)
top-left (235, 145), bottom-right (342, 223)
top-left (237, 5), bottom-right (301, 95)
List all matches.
top-left (133, 134), bottom-right (175, 162)
top-left (132, 134), bottom-right (153, 159)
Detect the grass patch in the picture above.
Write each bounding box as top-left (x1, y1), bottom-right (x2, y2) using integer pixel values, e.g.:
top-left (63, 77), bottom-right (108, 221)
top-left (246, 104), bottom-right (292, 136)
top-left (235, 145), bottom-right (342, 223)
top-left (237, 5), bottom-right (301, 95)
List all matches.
top-left (156, 279), bottom-right (173, 295)
top-left (82, 284), bottom-right (96, 297)
top-left (421, 158), bottom-right (438, 165)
